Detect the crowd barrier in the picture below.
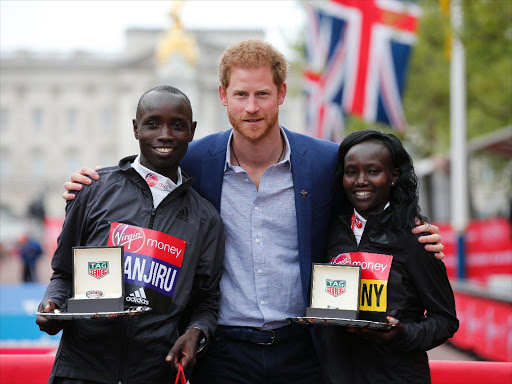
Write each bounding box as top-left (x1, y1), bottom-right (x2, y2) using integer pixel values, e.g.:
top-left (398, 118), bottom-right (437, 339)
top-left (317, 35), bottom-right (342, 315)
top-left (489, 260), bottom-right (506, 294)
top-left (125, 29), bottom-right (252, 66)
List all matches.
top-left (450, 281), bottom-right (512, 361)
top-left (1, 355), bottom-right (511, 384)
top-left (0, 354), bottom-right (54, 384)
top-left (430, 360), bottom-right (512, 384)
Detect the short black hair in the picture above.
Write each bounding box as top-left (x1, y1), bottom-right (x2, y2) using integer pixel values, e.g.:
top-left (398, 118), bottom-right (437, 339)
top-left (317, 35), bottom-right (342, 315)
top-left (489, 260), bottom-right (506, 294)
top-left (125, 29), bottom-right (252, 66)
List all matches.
top-left (136, 85), bottom-right (193, 120)
top-left (336, 130), bottom-right (427, 232)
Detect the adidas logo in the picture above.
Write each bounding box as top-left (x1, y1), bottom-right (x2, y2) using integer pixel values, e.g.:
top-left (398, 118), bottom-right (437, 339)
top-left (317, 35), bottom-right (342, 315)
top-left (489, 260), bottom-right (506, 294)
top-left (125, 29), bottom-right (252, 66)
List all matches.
top-left (176, 207), bottom-right (189, 223)
top-left (126, 287), bottom-right (149, 305)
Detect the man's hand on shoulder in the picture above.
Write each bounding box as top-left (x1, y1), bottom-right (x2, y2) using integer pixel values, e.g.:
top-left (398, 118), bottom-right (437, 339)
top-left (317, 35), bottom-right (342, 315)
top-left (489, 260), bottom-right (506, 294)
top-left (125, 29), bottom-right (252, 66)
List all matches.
top-left (35, 300), bottom-right (66, 335)
top-left (62, 166), bottom-right (102, 201)
top-left (412, 221), bottom-right (445, 260)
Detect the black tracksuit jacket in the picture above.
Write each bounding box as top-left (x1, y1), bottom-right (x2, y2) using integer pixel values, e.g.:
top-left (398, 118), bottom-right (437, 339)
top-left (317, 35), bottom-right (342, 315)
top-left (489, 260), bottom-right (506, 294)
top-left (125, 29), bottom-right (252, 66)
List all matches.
top-left (42, 155), bottom-right (224, 384)
top-left (320, 208), bottom-right (458, 384)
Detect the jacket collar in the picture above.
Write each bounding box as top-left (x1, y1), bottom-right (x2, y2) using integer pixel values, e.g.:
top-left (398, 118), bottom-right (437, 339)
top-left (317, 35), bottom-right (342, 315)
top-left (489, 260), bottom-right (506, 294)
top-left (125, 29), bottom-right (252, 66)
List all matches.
top-left (340, 205), bottom-right (394, 229)
top-left (117, 155), bottom-right (194, 205)
top-left (207, 129), bottom-right (232, 157)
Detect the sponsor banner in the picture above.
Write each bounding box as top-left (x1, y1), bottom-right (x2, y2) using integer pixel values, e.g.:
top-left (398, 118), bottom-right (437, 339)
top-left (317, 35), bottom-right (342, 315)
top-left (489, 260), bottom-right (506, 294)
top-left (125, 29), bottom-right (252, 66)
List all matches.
top-left (435, 218), bottom-right (512, 283)
top-left (0, 284), bottom-right (61, 346)
top-left (450, 291), bottom-right (512, 362)
top-left (360, 278), bottom-right (388, 312)
top-left (330, 252), bottom-right (393, 320)
top-left (108, 222), bottom-right (185, 267)
top-left (330, 252), bottom-right (392, 280)
top-left (124, 252), bottom-right (180, 298)
top-left (107, 222), bottom-right (187, 311)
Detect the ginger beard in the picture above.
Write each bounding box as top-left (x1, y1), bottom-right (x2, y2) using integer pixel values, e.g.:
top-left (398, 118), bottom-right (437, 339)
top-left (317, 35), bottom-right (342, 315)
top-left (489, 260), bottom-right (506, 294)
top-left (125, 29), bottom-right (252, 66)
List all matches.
top-left (227, 100), bottom-right (280, 143)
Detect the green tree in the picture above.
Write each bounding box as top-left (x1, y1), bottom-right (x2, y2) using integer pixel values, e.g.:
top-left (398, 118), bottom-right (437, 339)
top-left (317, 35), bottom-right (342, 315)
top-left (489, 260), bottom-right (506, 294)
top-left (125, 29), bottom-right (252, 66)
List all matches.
top-left (403, 0), bottom-right (512, 156)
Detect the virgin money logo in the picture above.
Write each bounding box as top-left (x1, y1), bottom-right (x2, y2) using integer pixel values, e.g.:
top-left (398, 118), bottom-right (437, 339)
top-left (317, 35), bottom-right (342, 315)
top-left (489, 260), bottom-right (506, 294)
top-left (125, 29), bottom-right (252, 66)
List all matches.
top-left (145, 173), bottom-right (159, 187)
top-left (331, 253), bottom-right (351, 265)
top-left (111, 224), bottom-right (145, 252)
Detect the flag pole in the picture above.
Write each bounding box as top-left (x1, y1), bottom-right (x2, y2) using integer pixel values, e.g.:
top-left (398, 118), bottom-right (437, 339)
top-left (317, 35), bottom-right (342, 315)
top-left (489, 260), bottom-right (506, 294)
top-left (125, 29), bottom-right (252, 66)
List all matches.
top-left (450, 0), bottom-right (468, 279)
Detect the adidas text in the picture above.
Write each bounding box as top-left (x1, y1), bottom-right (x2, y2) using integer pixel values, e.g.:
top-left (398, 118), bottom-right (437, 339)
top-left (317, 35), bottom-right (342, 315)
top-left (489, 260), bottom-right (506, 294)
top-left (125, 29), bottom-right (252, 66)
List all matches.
top-left (126, 296), bottom-right (149, 305)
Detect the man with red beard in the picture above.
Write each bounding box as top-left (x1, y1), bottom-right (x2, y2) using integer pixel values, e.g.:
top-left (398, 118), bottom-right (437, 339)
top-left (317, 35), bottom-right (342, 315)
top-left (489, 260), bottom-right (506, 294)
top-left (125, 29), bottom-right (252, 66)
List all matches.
top-left (63, 40), bottom-right (444, 383)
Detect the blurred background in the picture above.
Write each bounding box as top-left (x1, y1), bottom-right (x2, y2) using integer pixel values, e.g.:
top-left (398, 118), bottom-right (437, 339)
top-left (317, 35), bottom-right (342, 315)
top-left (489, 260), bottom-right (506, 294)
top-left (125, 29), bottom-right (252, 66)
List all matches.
top-left (0, 0), bottom-right (511, 363)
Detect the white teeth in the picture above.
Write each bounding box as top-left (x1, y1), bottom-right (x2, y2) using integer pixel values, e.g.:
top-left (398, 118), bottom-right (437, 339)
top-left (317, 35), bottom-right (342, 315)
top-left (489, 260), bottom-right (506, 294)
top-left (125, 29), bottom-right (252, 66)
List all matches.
top-left (155, 147), bottom-right (173, 153)
top-left (355, 191), bottom-right (371, 197)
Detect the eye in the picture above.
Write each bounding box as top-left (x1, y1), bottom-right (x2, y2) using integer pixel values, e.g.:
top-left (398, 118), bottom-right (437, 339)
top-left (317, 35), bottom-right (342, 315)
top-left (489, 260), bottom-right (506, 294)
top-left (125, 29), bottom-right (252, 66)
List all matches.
top-left (236, 92), bottom-right (246, 97)
top-left (258, 91), bottom-right (268, 96)
top-left (146, 121), bottom-right (157, 127)
top-left (368, 169), bottom-right (380, 175)
top-left (344, 169), bottom-right (355, 176)
top-left (172, 121), bottom-right (185, 130)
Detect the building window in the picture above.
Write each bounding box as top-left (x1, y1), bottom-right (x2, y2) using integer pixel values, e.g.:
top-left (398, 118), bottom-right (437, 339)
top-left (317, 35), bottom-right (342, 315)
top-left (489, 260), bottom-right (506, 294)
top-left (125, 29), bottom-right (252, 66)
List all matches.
top-left (32, 108), bottom-right (43, 131)
top-left (67, 108), bottom-right (78, 131)
top-left (0, 109), bottom-right (8, 131)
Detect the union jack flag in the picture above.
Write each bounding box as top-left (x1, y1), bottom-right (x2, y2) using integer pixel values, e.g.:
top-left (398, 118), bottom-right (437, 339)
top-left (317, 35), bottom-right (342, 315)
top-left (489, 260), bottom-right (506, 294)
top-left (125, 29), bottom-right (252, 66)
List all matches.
top-left (304, 0), bottom-right (421, 140)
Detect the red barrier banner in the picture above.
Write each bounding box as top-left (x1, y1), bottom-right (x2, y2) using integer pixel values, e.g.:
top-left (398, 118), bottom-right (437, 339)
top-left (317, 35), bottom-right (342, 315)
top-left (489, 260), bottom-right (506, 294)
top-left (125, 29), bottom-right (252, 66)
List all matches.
top-left (2, 355), bottom-right (511, 384)
top-left (434, 218), bottom-right (512, 283)
top-left (429, 361), bottom-right (512, 384)
top-left (450, 291), bottom-right (512, 361)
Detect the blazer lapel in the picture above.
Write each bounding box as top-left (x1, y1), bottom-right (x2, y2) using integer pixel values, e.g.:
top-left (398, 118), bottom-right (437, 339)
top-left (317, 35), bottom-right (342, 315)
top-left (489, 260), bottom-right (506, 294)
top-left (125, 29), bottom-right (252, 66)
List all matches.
top-left (200, 130), bottom-right (231, 212)
top-left (286, 128), bottom-right (313, 303)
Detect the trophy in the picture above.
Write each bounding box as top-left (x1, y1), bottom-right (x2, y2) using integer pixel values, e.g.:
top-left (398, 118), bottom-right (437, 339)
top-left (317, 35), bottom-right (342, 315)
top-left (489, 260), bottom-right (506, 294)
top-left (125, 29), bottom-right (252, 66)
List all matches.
top-left (306, 263), bottom-right (361, 319)
top-left (287, 255), bottom-right (395, 330)
top-left (67, 246), bottom-right (125, 313)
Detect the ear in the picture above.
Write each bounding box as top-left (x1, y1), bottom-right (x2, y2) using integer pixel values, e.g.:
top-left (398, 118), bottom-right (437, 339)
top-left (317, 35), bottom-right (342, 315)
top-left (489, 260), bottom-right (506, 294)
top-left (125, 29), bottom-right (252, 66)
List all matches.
top-left (219, 85), bottom-right (228, 106)
top-left (189, 121), bottom-right (197, 142)
top-left (392, 168), bottom-right (399, 185)
top-left (133, 119), bottom-right (139, 140)
top-left (278, 82), bottom-right (287, 105)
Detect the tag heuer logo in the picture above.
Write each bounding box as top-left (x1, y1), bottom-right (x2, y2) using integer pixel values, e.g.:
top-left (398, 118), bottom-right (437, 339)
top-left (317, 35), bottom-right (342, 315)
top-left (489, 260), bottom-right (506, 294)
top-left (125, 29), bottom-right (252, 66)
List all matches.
top-left (88, 261), bottom-right (109, 279)
top-left (326, 279), bottom-right (346, 297)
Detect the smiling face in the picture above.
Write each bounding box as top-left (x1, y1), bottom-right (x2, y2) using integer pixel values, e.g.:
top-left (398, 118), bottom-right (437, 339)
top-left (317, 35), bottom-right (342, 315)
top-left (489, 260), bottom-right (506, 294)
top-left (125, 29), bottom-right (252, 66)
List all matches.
top-left (133, 91), bottom-right (196, 182)
top-left (342, 141), bottom-right (398, 219)
top-left (219, 66), bottom-right (286, 143)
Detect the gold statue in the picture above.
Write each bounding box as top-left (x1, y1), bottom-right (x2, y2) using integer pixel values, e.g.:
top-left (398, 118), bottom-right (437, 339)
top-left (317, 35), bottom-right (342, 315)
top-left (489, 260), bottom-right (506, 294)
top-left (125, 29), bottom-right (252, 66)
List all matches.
top-left (155, 0), bottom-right (198, 66)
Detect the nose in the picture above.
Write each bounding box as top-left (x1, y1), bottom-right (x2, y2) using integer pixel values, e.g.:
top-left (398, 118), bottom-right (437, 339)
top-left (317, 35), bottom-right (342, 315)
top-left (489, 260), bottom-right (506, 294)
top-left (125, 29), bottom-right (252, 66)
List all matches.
top-left (245, 95), bottom-right (259, 114)
top-left (157, 125), bottom-right (175, 142)
top-left (355, 172), bottom-right (368, 185)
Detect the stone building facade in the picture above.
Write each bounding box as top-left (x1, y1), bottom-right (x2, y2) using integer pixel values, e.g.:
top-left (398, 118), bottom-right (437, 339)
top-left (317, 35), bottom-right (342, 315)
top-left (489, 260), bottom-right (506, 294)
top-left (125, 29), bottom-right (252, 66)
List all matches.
top-left (0, 27), bottom-right (305, 218)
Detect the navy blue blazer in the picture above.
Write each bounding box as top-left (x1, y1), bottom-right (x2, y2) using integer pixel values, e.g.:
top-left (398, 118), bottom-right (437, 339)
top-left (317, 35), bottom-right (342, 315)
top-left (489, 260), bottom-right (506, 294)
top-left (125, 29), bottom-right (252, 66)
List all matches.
top-left (181, 127), bottom-right (339, 304)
